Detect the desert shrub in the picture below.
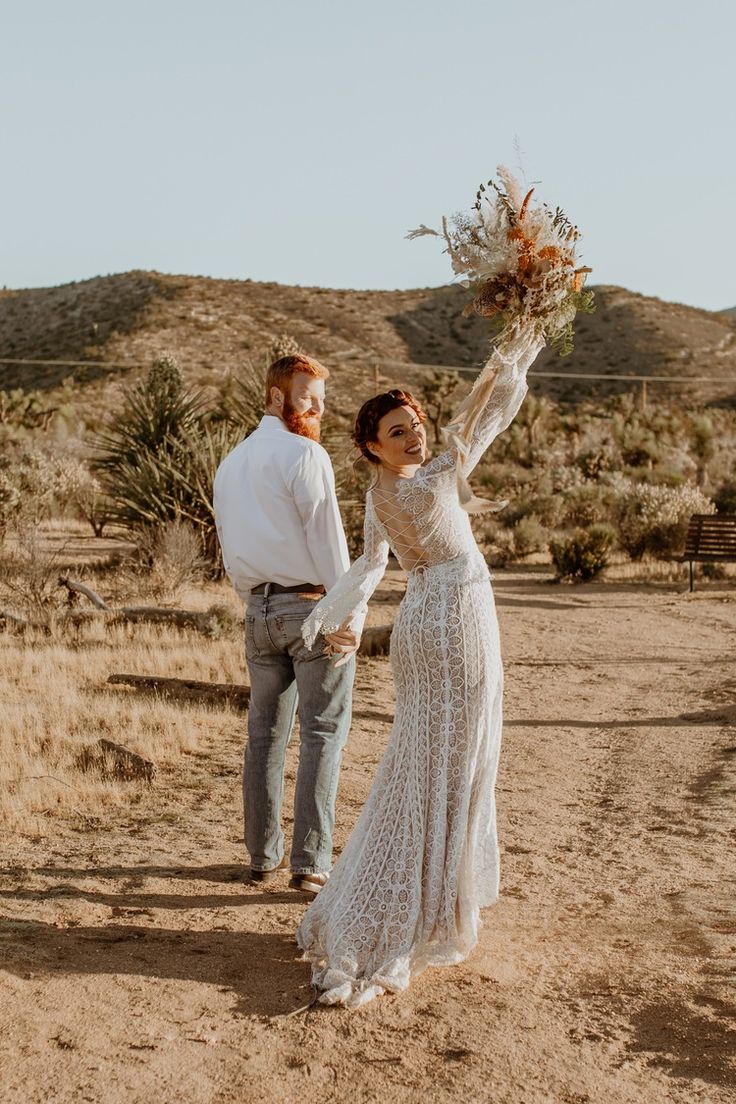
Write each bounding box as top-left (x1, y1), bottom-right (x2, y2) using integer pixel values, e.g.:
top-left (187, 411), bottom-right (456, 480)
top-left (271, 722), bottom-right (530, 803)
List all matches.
top-left (700, 562), bottom-right (729, 580)
top-left (549, 525), bottom-right (613, 583)
top-left (71, 474), bottom-right (114, 538)
top-left (485, 528), bottom-right (516, 568)
top-left (472, 514), bottom-right (547, 565)
top-left (618, 428), bottom-right (661, 469)
top-left (511, 515), bottom-right (548, 557)
top-left (0, 388), bottom-right (57, 432)
top-left (94, 355), bottom-right (203, 527)
top-left (497, 394), bottom-right (562, 467)
top-left (267, 333), bottom-right (302, 362)
top-left (504, 491), bottom-right (564, 528)
top-left (713, 478), bottom-right (736, 515)
top-left (628, 464), bottom-right (687, 488)
top-left (0, 447), bottom-right (94, 538)
top-left (477, 461), bottom-right (536, 499)
top-left (548, 464), bottom-right (587, 494)
top-left (610, 479), bottom-right (715, 560)
top-left (575, 447), bottom-right (619, 479)
top-left (332, 454), bottom-right (371, 561)
top-left (560, 482), bottom-right (611, 527)
top-left (0, 530), bottom-right (70, 627)
top-left (0, 458), bottom-right (21, 539)
top-left (129, 522), bottom-right (205, 601)
top-left (96, 356), bottom-right (204, 471)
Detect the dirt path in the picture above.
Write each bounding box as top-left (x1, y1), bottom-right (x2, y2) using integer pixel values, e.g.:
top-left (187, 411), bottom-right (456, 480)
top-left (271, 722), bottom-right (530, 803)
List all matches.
top-left (1, 574), bottom-right (735, 1103)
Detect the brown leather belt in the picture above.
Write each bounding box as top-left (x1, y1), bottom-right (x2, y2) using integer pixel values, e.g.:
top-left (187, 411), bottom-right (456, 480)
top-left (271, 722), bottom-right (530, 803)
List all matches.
top-left (250, 582), bottom-right (326, 595)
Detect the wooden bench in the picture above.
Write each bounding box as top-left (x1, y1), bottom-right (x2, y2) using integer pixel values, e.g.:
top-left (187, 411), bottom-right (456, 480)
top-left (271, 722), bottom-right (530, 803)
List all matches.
top-left (678, 514), bottom-right (736, 591)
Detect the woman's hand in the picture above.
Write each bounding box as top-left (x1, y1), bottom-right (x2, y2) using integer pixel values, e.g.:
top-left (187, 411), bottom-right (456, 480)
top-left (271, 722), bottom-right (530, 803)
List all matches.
top-left (324, 622), bottom-right (361, 668)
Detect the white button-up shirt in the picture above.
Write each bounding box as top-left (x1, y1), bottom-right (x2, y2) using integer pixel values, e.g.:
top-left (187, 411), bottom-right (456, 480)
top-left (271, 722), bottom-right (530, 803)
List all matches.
top-left (213, 415), bottom-right (350, 600)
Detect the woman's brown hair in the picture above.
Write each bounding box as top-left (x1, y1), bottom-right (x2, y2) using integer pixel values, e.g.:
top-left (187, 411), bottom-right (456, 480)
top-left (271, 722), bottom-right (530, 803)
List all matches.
top-left (352, 389), bottom-right (427, 465)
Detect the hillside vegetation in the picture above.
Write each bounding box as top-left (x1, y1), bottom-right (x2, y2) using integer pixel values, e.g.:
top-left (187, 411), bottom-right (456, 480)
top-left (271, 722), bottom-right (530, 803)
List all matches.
top-left (1, 273), bottom-right (735, 422)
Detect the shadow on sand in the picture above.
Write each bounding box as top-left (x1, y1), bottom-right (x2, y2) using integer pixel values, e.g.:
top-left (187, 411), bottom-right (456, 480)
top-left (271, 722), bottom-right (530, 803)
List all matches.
top-left (506, 706), bottom-right (736, 729)
top-left (0, 913), bottom-right (310, 1017)
top-left (0, 861), bottom-right (315, 1016)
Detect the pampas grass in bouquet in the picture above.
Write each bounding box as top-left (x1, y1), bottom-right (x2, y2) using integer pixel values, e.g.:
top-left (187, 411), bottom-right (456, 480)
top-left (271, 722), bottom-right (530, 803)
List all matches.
top-left (407, 166), bottom-right (594, 356)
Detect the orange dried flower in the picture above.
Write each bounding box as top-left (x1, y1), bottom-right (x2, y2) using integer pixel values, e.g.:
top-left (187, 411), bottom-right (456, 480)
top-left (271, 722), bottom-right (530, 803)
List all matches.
top-left (518, 188), bottom-right (535, 222)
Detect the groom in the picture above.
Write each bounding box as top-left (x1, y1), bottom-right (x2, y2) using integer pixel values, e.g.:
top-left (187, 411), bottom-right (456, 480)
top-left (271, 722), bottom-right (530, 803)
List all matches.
top-left (213, 353), bottom-right (359, 895)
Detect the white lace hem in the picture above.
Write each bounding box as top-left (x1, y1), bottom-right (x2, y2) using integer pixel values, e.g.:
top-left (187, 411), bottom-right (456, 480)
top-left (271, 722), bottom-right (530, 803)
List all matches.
top-left (297, 895), bottom-right (497, 1009)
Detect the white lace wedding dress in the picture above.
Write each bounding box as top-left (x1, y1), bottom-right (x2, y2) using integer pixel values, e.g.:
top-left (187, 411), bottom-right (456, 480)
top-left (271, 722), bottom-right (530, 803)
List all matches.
top-left (298, 331), bottom-right (544, 1007)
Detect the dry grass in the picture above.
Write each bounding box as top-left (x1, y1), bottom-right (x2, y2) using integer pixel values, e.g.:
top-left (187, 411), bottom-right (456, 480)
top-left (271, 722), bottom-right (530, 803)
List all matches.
top-left (2, 515), bottom-right (733, 836)
top-left (1, 519), bottom-right (250, 834)
top-left (0, 611), bottom-right (247, 834)
top-left (604, 557), bottom-right (736, 584)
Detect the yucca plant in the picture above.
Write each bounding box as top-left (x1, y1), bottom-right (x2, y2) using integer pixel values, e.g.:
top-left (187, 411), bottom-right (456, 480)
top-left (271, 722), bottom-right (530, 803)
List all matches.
top-left (94, 355), bottom-right (249, 570)
top-left (95, 355), bottom-right (204, 471)
top-left (213, 360), bottom-right (265, 431)
top-left (161, 420), bottom-right (249, 566)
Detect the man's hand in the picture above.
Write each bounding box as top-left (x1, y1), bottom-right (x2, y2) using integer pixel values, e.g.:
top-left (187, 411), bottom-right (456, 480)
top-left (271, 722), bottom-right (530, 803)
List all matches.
top-left (324, 622), bottom-right (361, 668)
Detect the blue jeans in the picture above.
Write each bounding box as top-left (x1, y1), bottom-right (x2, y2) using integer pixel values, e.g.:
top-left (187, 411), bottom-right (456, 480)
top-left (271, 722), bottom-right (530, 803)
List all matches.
top-left (244, 590), bottom-right (355, 875)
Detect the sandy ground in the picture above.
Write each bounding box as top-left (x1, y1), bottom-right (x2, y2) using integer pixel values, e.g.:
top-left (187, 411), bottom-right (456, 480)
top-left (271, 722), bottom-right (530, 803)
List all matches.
top-left (1, 569), bottom-right (735, 1104)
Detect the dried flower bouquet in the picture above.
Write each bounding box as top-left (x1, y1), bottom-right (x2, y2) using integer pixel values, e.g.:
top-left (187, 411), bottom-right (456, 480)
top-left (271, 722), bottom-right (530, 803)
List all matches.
top-left (407, 167), bottom-right (593, 511)
top-left (407, 166), bottom-right (593, 356)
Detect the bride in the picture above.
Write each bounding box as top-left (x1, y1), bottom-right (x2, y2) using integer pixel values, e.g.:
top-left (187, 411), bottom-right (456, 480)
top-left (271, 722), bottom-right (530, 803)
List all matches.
top-left (297, 327), bottom-right (544, 1007)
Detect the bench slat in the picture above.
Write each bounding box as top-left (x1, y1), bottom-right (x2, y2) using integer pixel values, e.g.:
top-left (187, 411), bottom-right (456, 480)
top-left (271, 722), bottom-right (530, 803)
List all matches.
top-left (680, 515), bottom-right (736, 579)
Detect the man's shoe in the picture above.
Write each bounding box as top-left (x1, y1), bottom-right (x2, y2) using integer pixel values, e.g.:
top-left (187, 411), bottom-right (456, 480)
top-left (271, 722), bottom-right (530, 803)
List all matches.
top-left (248, 857), bottom-right (288, 884)
top-left (289, 872), bottom-right (329, 895)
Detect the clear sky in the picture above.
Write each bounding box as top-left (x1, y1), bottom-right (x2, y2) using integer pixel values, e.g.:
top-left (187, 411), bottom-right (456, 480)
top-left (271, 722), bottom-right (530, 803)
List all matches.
top-left (2, 0), bottom-right (734, 310)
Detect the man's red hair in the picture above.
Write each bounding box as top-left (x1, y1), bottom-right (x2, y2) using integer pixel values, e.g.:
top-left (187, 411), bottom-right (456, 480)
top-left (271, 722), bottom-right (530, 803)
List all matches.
top-left (265, 354), bottom-right (329, 405)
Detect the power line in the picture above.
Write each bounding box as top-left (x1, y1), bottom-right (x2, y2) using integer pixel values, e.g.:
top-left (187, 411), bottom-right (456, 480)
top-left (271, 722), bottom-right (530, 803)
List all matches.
top-left (0, 354), bottom-right (729, 386)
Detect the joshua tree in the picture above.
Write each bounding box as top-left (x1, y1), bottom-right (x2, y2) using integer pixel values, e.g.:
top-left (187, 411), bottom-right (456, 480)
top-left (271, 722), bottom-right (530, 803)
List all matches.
top-left (689, 414), bottom-right (715, 489)
top-left (421, 369), bottom-right (461, 444)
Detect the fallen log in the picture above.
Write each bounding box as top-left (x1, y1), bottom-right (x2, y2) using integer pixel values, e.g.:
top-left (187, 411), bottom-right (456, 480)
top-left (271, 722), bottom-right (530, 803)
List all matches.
top-left (360, 625), bottom-right (392, 657)
top-left (98, 738), bottom-right (156, 783)
top-left (114, 606), bottom-right (229, 634)
top-left (0, 610), bottom-right (29, 633)
top-left (107, 673), bottom-right (251, 711)
top-left (106, 629), bottom-right (392, 713)
top-left (58, 576), bottom-right (109, 610)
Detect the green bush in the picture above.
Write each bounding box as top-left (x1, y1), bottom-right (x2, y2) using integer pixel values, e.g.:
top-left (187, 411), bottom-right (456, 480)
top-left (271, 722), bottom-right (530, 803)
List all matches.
top-left (609, 478), bottom-right (715, 560)
top-left (560, 482), bottom-right (611, 527)
top-left (511, 515), bottom-right (548, 557)
top-left (549, 525), bottom-right (613, 583)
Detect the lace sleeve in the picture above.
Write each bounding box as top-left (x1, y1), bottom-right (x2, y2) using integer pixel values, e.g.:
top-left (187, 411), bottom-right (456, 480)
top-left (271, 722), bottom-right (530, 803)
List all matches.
top-left (456, 328), bottom-right (544, 474)
top-left (422, 328), bottom-right (545, 510)
top-left (302, 500), bottom-right (389, 649)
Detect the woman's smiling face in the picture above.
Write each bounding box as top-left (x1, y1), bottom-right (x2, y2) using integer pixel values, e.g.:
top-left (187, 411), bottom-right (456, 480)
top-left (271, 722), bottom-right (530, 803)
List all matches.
top-left (368, 404), bottom-right (428, 469)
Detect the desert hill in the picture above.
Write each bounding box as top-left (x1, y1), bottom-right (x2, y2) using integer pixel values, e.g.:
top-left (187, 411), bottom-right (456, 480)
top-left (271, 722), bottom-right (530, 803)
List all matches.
top-left (1, 272), bottom-right (735, 416)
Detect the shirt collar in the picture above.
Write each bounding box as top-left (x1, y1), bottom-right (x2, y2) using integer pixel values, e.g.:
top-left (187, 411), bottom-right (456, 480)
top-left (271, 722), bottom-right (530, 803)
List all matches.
top-left (259, 414), bottom-right (290, 433)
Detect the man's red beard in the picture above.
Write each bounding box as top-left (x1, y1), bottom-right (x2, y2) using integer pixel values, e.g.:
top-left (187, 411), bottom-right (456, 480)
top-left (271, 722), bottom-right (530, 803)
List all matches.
top-left (282, 396), bottom-right (321, 442)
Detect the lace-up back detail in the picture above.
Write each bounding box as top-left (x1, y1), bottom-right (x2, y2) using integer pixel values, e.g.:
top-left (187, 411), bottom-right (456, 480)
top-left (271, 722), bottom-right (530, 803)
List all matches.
top-left (369, 484), bottom-right (429, 571)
